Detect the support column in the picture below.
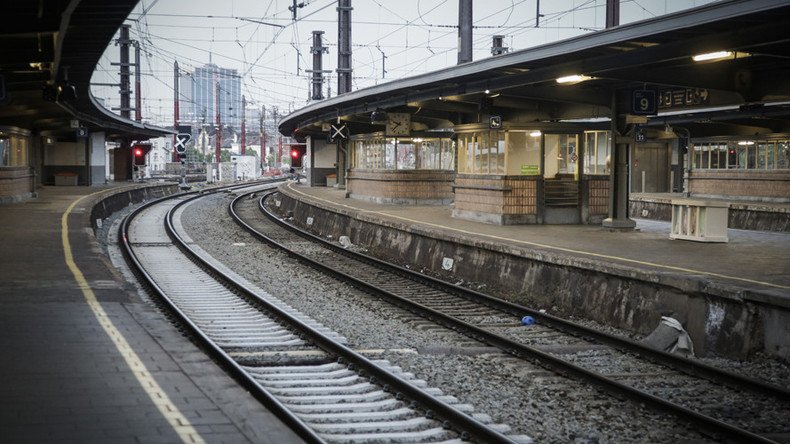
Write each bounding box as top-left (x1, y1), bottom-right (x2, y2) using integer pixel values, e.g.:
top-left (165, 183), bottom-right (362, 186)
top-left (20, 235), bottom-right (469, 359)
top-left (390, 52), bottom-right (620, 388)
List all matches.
top-left (90, 132), bottom-right (106, 185)
top-left (457, 0), bottom-right (473, 64)
top-left (241, 95), bottom-right (246, 155)
top-left (115, 25), bottom-right (133, 181)
top-left (337, 0), bottom-right (353, 95)
top-left (215, 76), bottom-right (221, 163)
top-left (134, 43), bottom-right (142, 122)
top-left (602, 92), bottom-right (636, 229)
top-left (606, 0), bottom-right (620, 28)
top-left (173, 61), bottom-right (180, 162)
top-left (310, 31), bottom-right (328, 101)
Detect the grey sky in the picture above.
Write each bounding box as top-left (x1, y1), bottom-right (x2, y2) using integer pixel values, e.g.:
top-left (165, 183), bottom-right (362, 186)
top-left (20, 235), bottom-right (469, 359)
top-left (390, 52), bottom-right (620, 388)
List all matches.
top-left (90, 0), bottom-right (715, 125)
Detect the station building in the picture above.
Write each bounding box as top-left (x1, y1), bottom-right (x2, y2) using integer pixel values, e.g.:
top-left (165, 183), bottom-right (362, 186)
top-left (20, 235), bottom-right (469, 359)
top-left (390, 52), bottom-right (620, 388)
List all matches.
top-left (0, 1), bottom-right (170, 204)
top-left (280, 0), bottom-right (790, 229)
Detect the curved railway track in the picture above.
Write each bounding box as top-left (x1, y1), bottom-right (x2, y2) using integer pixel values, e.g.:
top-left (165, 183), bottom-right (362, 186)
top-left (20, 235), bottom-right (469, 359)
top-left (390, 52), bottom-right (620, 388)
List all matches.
top-left (226, 188), bottom-right (790, 444)
top-left (120, 182), bottom-right (530, 443)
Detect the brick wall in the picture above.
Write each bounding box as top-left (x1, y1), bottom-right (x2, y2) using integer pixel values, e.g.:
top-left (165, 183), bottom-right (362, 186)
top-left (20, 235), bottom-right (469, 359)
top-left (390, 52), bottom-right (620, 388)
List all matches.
top-left (453, 174), bottom-right (539, 224)
top-left (587, 176), bottom-right (609, 216)
top-left (0, 167), bottom-right (35, 204)
top-left (347, 169), bottom-right (454, 204)
top-left (689, 170), bottom-right (790, 202)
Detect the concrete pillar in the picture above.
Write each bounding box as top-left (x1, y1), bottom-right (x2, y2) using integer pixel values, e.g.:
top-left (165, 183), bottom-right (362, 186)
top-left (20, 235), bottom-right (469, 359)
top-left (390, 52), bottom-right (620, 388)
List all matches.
top-left (90, 132), bottom-right (106, 185)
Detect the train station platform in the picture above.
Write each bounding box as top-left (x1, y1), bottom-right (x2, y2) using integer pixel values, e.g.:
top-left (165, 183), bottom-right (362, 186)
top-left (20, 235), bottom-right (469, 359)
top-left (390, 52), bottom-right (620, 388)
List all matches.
top-left (0, 184), bottom-right (301, 443)
top-left (276, 182), bottom-right (790, 360)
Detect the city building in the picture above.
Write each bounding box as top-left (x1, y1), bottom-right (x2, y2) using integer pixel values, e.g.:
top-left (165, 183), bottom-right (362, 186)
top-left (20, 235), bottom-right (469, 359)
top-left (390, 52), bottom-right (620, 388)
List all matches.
top-left (180, 64), bottom-right (242, 129)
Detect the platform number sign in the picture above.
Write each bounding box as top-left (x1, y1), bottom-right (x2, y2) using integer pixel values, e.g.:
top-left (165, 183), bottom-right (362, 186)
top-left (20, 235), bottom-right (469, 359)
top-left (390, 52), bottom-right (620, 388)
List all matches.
top-left (632, 89), bottom-right (657, 115)
top-left (634, 125), bottom-right (647, 143)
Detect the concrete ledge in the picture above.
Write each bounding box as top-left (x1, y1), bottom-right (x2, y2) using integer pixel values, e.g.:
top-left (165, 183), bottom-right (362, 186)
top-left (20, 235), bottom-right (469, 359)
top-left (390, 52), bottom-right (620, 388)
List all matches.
top-left (277, 184), bottom-right (790, 360)
top-left (87, 182), bottom-right (180, 232)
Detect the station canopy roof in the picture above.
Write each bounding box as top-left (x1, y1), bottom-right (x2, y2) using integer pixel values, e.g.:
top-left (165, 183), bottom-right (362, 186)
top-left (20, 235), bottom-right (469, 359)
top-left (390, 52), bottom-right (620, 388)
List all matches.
top-left (0, 0), bottom-right (171, 140)
top-left (280, 0), bottom-right (790, 140)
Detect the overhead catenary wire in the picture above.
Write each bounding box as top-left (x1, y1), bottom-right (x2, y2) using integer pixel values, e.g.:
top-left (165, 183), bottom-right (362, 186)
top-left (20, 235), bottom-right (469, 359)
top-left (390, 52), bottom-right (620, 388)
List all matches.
top-left (108, 0), bottom-right (697, 126)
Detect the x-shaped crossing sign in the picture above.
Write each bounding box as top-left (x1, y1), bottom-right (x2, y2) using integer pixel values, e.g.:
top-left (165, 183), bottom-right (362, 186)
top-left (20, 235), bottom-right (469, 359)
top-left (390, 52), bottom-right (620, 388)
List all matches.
top-left (175, 133), bottom-right (191, 153)
top-left (329, 123), bottom-right (348, 142)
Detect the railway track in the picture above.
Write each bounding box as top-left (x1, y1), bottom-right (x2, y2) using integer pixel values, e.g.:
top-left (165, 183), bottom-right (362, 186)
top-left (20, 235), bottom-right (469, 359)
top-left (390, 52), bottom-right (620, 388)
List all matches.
top-left (227, 188), bottom-right (790, 443)
top-left (120, 182), bottom-right (530, 443)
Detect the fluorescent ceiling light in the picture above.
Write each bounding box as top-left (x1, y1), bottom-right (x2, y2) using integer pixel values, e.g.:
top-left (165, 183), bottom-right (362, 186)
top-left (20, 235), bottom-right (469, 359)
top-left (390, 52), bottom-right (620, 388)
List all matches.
top-left (692, 51), bottom-right (733, 62)
top-left (556, 74), bottom-right (591, 84)
top-left (529, 130), bottom-right (542, 137)
top-left (737, 140), bottom-right (754, 146)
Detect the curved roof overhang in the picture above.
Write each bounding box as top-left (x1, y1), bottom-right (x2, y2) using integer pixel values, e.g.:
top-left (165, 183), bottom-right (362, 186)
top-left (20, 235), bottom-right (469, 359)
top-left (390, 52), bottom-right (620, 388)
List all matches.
top-left (280, 0), bottom-right (790, 140)
top-left (0, 0), bottom-right (171, 141)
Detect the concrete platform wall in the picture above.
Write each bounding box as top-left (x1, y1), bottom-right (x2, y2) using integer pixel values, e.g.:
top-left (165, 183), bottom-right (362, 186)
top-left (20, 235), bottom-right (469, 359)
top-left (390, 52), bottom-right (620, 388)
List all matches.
top-left (275, 188), bottom-right (790, 360)
top-left (89, 183), bottom-right (179, 232)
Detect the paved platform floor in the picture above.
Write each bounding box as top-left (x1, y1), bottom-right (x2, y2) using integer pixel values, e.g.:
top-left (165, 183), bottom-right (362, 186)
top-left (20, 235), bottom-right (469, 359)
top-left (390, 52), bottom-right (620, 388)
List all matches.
top-left (0, 185), bottom-right (302, 443)
top-left (283, 182), bottom-right (790, 303)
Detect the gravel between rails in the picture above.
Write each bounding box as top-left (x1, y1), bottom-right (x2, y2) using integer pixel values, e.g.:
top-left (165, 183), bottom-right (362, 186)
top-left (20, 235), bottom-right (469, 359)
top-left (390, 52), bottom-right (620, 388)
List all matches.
top-left (176, 192), bottom-right (731, 443)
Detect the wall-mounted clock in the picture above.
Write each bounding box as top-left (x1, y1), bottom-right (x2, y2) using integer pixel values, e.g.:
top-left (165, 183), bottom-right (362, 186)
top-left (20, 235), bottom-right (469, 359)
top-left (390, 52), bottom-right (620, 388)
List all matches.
top-left (386, 113), bottom-right (411, 136)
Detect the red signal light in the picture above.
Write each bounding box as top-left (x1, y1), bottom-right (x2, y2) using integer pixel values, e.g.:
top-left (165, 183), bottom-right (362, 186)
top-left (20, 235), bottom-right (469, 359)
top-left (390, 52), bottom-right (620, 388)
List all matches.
top-left (134, 148), bottom-right (143, 156)
top-left (291, 149), bottom-right (299, 158)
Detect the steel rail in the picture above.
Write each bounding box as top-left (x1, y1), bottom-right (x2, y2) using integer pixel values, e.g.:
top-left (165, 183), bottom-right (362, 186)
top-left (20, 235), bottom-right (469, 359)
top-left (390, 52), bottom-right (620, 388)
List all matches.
top-left (118, 180), bottom-right (328, 443)
top-left (226, 192), bottom-right (518, 444)
top-left (260, 192), bottom-right (790, 402)
top-left (238, 189), bottom-right (781, 444)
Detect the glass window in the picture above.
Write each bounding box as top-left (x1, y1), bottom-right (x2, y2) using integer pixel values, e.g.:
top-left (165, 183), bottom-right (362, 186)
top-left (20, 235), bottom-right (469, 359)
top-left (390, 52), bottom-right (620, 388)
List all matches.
top-left (457, 130), bottom-right (508, 175)
top-left (352, 136), bottom-right (452, 170)
top-left (692, 140), bottom-right (789, 170)
top-left (545, 134), bottom-right (579, 177)
top-left (507, 131), bottom-right (541, 175)
top-left (747, 145), bottom-right (756, 169)
top-left (385, 139), bottom-right (395, 169)
top-left (0, 134), bottom-right (29, 167)
top-left (397, 140), bottom-right (415, 170)
top-left (779, 142), bottom-right (790, 169)
top-left (0, 138), bottom-right (8, 166)
top-left (474, 135), bottom-right (485, 173)
top-left (757, 143), bottom-right (767, 169)
top-left (583, 131), bottom-right (610, 175)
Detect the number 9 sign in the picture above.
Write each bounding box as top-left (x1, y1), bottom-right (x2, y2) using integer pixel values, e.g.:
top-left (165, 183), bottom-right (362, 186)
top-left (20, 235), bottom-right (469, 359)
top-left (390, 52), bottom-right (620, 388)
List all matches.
top-left (632, 90), bottom-right (657, 115)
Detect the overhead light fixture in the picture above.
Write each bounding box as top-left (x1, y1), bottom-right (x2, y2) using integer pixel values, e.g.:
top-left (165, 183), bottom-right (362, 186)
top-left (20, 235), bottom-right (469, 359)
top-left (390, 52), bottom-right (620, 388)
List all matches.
top-left (556, 74), bottom-right (591, 84)
top-left (484, 89), bottom-right (490, 94)
top-left (413, 138), bottom-right (424, 143)
top-left (737, 140), bottom-right (754, 146)
top-left (529, 130), bottom-right (542, 137)
top-left (692, 51), bottom-right (733, 62)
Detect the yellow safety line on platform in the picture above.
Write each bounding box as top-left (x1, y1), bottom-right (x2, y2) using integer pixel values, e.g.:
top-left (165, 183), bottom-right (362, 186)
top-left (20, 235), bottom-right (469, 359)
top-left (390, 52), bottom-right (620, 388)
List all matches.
top-left (61, 192), bottom-right (205, 444)
top-left (286, 183), bottom-right (789, 291)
